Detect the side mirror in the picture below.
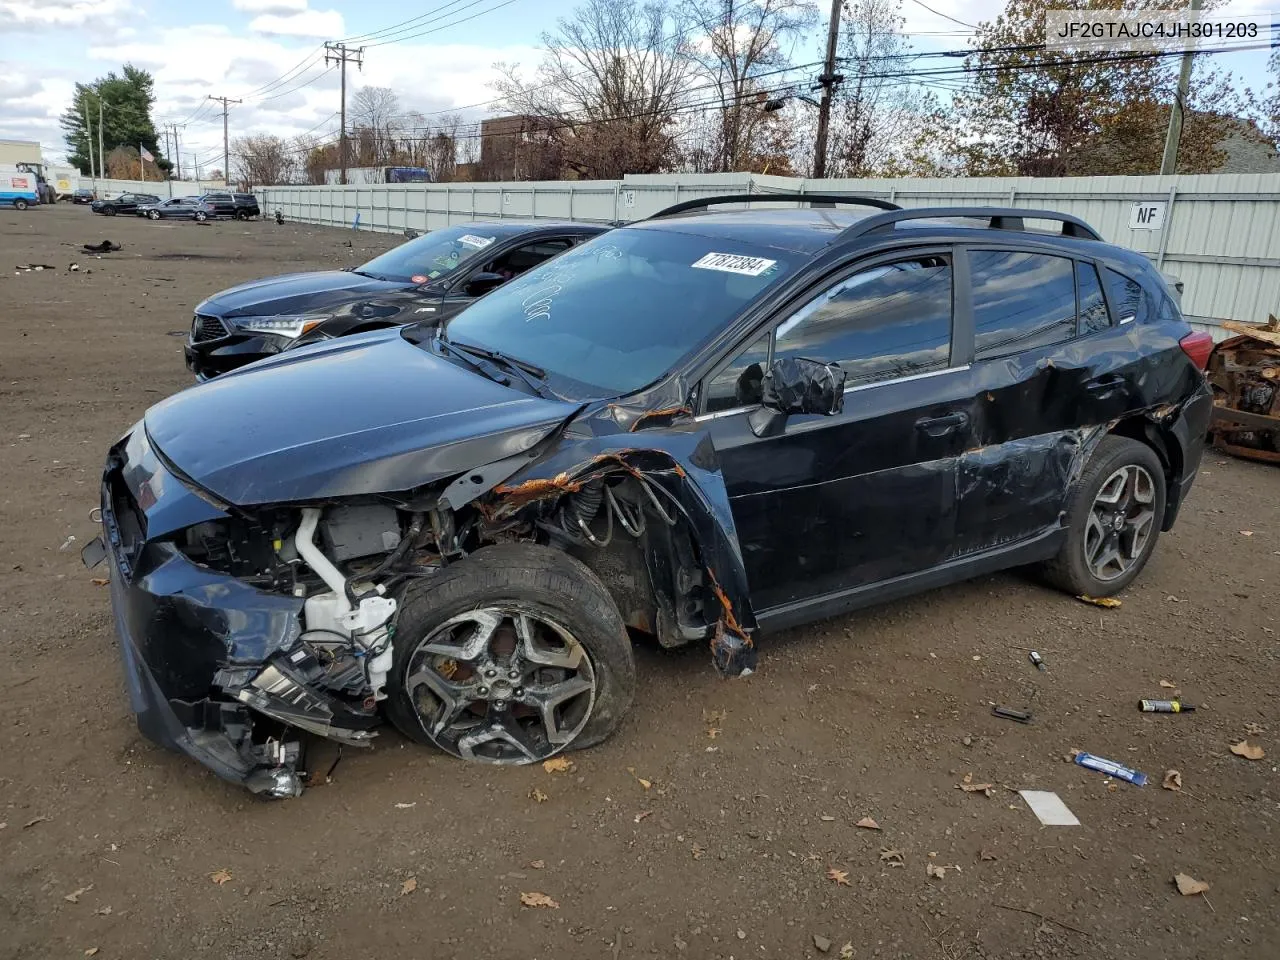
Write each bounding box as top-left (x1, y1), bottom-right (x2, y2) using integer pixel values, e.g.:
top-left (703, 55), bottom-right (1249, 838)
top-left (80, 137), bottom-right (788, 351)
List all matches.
top-left (748, 357), bottom-right (846, 438)
top-left (463, 271), bottom-right (506, 297)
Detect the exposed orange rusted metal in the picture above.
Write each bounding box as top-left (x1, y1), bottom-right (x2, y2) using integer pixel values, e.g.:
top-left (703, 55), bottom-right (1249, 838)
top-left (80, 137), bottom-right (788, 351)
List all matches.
top-left (705, 566), bottom-right (749, 643)
top-left (628, 406), bottom-right (693, 433)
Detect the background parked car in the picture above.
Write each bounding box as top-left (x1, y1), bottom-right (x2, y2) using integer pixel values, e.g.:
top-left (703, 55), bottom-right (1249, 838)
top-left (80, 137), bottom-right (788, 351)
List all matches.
top-left (199, 191), bottom-right (260, 219)
top-left (184, 220), bottom-right (605, 379)
top-left (138, 197), bottom-right (215, 221)
top-left (71, 187), bottom-right (96, 204)
top-left (90, 193), bottom-right (159, 216)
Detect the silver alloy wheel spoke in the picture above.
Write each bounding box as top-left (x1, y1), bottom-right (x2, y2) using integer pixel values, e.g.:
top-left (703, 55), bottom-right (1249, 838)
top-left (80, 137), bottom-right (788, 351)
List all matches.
top-left (523, 675), bottom-right (595, 744)
top-left (1085, 464), bottom-right (1157, 581)
top-left (405, 606), bottom-right (596, 763)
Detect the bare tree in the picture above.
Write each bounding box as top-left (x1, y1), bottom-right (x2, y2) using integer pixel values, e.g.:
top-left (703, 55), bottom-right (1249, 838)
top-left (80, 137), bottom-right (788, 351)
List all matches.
top-left (492, 0), bottom-right (696, 179)
top-left (351, 86), bottom-right (403, 165)
top-left (687, 0), bottom-right (816, 172)
top-left (232, 134), bottom-right (297, 186)
top-left (818, 0), bottom-right (928, 176)
top-left (291, 133), bottom-right (334, 184)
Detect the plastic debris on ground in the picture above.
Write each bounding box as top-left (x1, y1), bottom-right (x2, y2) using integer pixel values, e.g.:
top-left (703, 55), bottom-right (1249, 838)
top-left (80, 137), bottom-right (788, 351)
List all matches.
top-left (1018, 790), bottom-right (1080, 826)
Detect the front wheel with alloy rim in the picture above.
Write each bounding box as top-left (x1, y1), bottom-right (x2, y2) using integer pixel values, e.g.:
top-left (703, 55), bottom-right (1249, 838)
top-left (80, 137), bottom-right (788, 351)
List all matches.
top-left (148, 210), bottom-right (160, 220)
top-left (384, 543), bottom-right (636, 765)
top-left (1038, 435), bottom-right (1167, 597)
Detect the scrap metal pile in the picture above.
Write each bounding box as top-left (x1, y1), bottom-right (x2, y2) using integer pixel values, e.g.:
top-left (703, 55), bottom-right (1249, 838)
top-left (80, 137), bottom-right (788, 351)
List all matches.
top-left (1207, 315), bottom-right (1280, 464)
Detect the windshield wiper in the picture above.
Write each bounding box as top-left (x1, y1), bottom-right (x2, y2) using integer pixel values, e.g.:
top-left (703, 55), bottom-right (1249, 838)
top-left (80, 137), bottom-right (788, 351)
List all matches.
top-left (450, 340), bottom-right (552, 398)
top-left (433, 335), bottom-right (512, 387)
top-left (345, 268), bottom-right (382, 280)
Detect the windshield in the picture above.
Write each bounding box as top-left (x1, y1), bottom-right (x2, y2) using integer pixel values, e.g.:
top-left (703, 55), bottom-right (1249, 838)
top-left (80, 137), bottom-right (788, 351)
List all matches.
top-left (357, 224), bottom-right (502, 284)
top-left (435, 228), bottom-right (794, 396)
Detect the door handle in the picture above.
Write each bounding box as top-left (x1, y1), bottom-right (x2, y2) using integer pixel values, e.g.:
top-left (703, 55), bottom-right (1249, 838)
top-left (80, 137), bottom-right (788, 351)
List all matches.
top-left (915, 412), bottom-right (969, 438)
top-left (1085, 375), bottom-right (1125, 395)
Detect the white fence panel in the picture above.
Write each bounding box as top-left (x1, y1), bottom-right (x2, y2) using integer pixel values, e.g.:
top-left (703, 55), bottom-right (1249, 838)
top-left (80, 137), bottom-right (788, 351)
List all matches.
top-left (257, 171), bottom-right (1280, 334)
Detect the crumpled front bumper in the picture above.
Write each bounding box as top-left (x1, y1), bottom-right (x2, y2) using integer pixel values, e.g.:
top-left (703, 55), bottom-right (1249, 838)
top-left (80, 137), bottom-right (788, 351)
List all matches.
top-left (93, 426), bottom-right (374, 797)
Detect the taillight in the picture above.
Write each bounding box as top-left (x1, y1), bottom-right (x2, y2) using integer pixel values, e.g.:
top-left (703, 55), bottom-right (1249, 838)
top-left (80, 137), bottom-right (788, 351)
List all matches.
top-left (1179, 331), bottom-right (1214, 371)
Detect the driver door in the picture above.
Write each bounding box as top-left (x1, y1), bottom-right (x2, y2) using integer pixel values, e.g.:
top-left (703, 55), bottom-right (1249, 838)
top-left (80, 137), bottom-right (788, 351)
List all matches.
top-left (698, 250), bottom-right (974, 614)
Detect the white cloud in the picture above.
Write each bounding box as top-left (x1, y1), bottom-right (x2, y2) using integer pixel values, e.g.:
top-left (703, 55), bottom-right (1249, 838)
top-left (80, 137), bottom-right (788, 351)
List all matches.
top-left (233, 0), bottom-right (306, 12)
top-left (249, 9), bottom-right (344, 38)
top-left (0, 0), bottom-right (134, 29)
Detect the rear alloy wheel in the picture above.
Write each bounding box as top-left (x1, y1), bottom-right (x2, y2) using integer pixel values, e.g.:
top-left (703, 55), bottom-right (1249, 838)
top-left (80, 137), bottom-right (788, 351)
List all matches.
top-left (195, 210), bottom-right (208, 222)
top-left (1039, 435), bottom-right (1167, 597)
top-left (385, 543), bottom-right (635, 764)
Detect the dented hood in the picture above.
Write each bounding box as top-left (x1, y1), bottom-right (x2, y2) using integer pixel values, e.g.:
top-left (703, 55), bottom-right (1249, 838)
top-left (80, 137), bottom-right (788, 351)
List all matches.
top-left (196, 270), bottom-right (410, 319)
top-left (145, 330), bottom-right (580, 505)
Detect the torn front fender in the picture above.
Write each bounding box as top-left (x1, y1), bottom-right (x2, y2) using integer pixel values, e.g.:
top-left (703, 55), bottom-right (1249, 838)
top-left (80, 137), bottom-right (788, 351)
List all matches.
top-left (487, 429), bottom-right (758, 677)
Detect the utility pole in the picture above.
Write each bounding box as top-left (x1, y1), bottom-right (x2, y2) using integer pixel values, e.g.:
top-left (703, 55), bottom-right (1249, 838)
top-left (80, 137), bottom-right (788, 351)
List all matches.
top-left (812, 0), bottom-right (844, 179)
top-left (97, 96), bottom-right (106, 181)
top-left (325, 41), bottom-right (364, 185)
top-left (82, 99), bottom-right (96, 191)
top-left (164, 122), bottom-right (183, 179)
top-left (208, 95), bottom-right (241, 186)
top-left (1160, 0), bottom-right (1202, 176)
top-left (163, 127), bottom-right (172, 178)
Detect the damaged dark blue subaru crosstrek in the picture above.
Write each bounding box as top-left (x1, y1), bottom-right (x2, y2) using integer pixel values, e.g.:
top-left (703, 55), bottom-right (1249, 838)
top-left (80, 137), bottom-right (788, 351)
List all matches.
top-left (85, 195), bottom-right (1215, 796)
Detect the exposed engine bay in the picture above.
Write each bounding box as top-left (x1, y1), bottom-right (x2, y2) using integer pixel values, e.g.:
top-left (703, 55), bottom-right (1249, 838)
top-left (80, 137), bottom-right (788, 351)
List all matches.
top-left (97, 421), bottom-right (753, 798)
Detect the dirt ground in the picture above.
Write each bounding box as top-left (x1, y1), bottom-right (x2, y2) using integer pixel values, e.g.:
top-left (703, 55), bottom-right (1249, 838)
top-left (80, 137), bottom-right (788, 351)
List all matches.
top-left (1, 205), bottom-right (1277, 960)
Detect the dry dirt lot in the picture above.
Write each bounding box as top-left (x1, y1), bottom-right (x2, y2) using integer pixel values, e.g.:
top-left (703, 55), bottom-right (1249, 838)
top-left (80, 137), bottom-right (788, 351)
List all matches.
top-left (1, 204), bottom-right (1277, 960)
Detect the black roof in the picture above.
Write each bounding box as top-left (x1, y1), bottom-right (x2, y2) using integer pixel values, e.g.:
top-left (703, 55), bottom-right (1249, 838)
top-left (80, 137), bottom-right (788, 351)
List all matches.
top-left (627, 207), bottom-right (876, 255)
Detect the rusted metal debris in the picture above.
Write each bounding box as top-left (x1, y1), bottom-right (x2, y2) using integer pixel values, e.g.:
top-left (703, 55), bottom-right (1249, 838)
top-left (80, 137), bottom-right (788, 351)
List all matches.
top-left (1207, 315), bottom-right (1280, 464)
top-left (628, 406), bottom-right (693, 433)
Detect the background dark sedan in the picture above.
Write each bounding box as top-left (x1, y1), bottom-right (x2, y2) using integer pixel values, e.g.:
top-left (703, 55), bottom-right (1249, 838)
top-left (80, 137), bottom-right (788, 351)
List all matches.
top-left (90, 193), bottom-right (159, 216)
top-left (72, 187), bottom-right (95, 204)
top-left (138, 197), bottom-right (215, 221)
top-left (184, 220), bottom-right (606, 379)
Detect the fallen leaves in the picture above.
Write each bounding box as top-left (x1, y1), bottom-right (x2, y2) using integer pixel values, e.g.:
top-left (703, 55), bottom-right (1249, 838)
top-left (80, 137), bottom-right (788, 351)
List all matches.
top-left (529, 860), bottom-right (545, 869)
top-left (90, 577), bottom-right (108, 586)
top-left (879, 849), bottom-right (905, 867)
top-left (1159, 679), bottom-right (1177, 689)
top-left (63, 884), bottom-right (94, 903)
top-left (691, 844), bottom-right (704, 861)
top-left (210, 869), bottom-right (232, 886)
top-left (855, 816), bottom-right (881, 830)
top-left (626, 767), bottom-right (652, 790)
top-left (23, 816), bottom-right (50, 829)
top-left (94, 906), bottom-right (112, 916)
top-left (957, 773), bottom-right (995, 796)
top-left (826, 867), bottom-right (850, 887)
top-left (542, 756), bottom-right (574, 774)
top-left (400, 877), bottom-right (417, 897)
top-left (979, 848), bottom-right (999, 862)
top-left (519, 891), bottom-right (559, 909)
top-left (1230, 741), bottom-right (1265, 761)
top-left (1077, 595), bottom-right (1122, 608)
top-left (529, 788), bottom-right (549, 803)
top-left (634, 810), bottom-right (653, 823)
top-left (926, 863), bottom-right (954, 879)
top-left (1239, 530), bottom-right (1254, 537)
top-left (839, 943), bottom-right (854, 959)
top-left (1174, 873), bottom-right (1210, 896)
top-left (84, 949), bottom-right (99, 957)
top-left (1162, 769), bottom-right (1183, 791)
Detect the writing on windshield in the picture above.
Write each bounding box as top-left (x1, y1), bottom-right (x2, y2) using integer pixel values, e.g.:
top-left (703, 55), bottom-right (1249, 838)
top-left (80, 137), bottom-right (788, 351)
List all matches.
top-left (357, 225), bottom-right (499, 283)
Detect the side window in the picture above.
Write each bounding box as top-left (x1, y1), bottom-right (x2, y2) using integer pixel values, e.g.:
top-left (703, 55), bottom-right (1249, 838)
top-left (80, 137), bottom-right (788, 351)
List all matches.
top-left (1101, 267), bottom-right (1148, 325)
top-left (1077, 261), bottom-right (1110, 335)
top-left (971, 251), bottom-right (1076, 360)
top-left (487, 239), bottom-right (572, 279)
top-left (704, 333), bottom-right (771, 413)
top-left (773, 256), bottom-right (953, 386)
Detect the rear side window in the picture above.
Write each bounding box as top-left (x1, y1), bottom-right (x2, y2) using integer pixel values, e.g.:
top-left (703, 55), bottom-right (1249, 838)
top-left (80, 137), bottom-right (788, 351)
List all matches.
top-left (971, 251), bottom-right (1076, 360)
top-left (772, 256), bottom-right (954, 386)
top-left (1077, 262), bottom-right (1110, 334)
top-left (1101, 268), bottom-right (1148, 324)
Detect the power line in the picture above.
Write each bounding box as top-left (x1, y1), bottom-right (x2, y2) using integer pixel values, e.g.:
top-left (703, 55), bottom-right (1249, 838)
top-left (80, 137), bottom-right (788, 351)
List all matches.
top-left (905, 0), bottom-right (978, 31)
top-left (363, 0), bottom-right (523, 48)
top-left (339, 0), bottom-right (476, 44)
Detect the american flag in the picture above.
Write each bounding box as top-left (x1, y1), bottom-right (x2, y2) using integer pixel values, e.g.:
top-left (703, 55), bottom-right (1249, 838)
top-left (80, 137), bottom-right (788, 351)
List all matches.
top-left (140, 146), bottom-right (154, 162)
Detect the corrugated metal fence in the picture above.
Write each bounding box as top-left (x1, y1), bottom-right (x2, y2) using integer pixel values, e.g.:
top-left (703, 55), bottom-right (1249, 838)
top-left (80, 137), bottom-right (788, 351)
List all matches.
top-left (88, 177), bottom-right (229, 198)
top-left (257, 171), bottom-right (1280, 333)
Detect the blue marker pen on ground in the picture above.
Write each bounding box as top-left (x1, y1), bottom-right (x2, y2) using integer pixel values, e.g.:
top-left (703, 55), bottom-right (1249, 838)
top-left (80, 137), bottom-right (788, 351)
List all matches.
top-left (1074, 752), bottom-right (1147, 786)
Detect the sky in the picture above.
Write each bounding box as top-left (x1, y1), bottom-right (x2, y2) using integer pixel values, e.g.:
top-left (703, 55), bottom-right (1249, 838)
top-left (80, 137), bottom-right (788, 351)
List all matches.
top-left (1, 0), bottom-right (1275, 172)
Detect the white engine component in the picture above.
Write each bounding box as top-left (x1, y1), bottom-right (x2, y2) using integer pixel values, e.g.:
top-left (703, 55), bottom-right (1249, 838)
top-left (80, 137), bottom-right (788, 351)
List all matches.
top-left (297, 508), bottom-right (398, 700)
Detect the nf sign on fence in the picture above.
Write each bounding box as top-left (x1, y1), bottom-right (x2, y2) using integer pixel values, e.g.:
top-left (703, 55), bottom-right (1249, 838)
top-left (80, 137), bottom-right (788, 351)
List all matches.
top-left (1128, 200), bottom-right (1168, 230)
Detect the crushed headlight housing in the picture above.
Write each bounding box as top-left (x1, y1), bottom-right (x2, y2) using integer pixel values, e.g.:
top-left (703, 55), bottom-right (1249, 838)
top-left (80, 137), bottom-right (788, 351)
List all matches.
top-left (235, 316), bottom-right (326, 339)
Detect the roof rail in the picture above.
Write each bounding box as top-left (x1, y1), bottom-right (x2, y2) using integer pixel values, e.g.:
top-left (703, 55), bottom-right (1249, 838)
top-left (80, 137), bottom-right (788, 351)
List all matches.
top-left (646, 192), bottom-right (901, 220)
top-left (838, 206), bottom-right (1103, 242)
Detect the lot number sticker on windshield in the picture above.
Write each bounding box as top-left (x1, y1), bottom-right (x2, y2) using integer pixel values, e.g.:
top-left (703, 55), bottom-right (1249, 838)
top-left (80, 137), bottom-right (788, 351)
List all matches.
top-left (459, 234), bottom-right (495, 249)
top-left (692, 252), bottom-right (777, 277)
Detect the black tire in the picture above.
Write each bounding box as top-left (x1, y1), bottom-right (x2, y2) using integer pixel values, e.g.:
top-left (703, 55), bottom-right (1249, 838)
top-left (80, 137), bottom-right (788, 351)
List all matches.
top-left (103, 206), bottom-right (116, 216)
top-left (235, 209), bottom-right (249, 220)
top-left (13, 199), bottom-right (28, 211)
top-left (148, 210), bottom-right (160, 220)
top-left (1039, 435), bottom-right (1167, 597)
top-left (384, 542), bottom-right (636, 760)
